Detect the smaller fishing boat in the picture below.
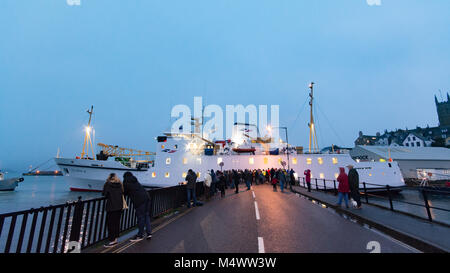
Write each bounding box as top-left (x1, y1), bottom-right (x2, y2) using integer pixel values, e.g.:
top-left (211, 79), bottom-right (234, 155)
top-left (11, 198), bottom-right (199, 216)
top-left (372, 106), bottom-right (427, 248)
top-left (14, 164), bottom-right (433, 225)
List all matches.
top-left (0, 171), bottom-right (24, 191)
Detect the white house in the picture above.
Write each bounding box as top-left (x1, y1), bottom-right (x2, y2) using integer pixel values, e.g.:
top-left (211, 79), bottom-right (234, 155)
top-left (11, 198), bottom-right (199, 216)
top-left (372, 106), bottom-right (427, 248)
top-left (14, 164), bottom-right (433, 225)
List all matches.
top-left (402, 133), bottom-right (432, 147)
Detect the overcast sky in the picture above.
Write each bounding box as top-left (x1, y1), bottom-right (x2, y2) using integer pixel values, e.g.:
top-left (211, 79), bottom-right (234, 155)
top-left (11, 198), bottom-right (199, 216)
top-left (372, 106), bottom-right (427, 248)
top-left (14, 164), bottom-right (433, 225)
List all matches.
top-left (1, 0), bottom-right (449, 171)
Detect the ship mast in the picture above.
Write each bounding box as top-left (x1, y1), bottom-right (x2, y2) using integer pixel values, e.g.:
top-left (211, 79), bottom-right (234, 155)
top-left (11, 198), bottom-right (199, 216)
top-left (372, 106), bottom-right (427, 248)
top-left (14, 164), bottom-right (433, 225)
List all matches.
top-left (308, 82), bottom-right (319, 153)
top-left (81, 106), bottom-right (95, 159)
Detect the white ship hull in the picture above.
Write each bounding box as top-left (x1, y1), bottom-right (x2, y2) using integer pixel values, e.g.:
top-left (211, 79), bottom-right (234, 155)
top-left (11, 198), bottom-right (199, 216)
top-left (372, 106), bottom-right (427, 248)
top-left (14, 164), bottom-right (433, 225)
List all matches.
top-left (55, 135), bottom-right (406, 191)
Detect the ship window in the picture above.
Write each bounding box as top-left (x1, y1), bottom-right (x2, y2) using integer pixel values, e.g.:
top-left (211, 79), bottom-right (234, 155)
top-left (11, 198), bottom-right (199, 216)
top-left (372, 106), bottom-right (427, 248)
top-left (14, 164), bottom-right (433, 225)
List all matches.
top-left (161, 145), bottom-right (165, 149)
top-left (166, 158), bottom-right (171, 165)
top-left (174, 145), bottom-right (178, 149)
top-left (306, 158), bottom-right (312, 165)
top-left (165, 172), bottom-right (170, 178)
top-left (182, 172), bottom-right (187, 178)
top-left (319, 173), bottom-right (324, 179)
top-left (152, 172), bottom-right (156, 178)
top-left (264, 157), bottom-right (269, 164)
top-left (332, 158), bottom-right (338, 164)
top-left (197, 172), bottom-right (201, 178)
top-left (369, 173), bottom-right (372, 177)
top-left (379, 158), bottom-right (386, 162)
top-left (217, 158), bottom-right (223, 165)
top-left (292, 158), bottom-right (297, 165)
top-left (318, 157), bottom-right (323, 165)
top-left (249, 158), bottom-right (254, 165)
top-left (197, 158), bottom-right (202, 164)
top-left (334, 173), bottom-right (339, 179)
top-left (183, 158), bottom-right (188, 164)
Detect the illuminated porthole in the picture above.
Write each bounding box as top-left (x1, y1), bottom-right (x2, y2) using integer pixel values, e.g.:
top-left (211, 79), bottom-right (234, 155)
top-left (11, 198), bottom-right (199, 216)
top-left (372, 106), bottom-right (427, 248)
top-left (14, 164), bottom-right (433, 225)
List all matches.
top-left (249, 158), bottom-right (254, 165)
top-left (183, 158), bottom-right (188, 164)
top-left (165, 172), bottom-right (170, 178)
top-left (217, 157), bottom-right (223, 165)
top-left (306, 158), bottom-right (312, 165)
top-left (197, 172), bottom-right (201, 178)
top-left (264, 157), bottom-right (269, 164)
top-left (334, 173), bottom-right (338, 179)
top-left (332, 158), bottom-right (338, 164)
top-left (320, 173), bottom-right (324, 179)
top-left (292, 158), bottom-right (298, 165)
top-left (182, 172), bottom-right (187, 178)
top-left (318, 158), bottom-right (323, 165)
top-left (166, 158), bottom-right (171, 165)
top-left (152, 172), bottom-right (156, 178)
top-left (161, 145), bottom-right (165, 149)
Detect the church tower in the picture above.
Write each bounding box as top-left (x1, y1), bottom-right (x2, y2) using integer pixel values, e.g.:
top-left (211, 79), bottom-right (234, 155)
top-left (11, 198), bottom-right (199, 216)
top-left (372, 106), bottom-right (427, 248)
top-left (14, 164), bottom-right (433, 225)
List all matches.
top-left (435, 93), bottom-right (450, 127)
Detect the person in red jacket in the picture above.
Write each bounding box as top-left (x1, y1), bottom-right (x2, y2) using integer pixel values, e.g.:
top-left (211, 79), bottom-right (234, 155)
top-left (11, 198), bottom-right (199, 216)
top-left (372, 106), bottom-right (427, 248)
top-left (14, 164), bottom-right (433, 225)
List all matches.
top-left (336, 167), bottom-right (350, 208)
top-left (304, 169), bottom-right (311, 192)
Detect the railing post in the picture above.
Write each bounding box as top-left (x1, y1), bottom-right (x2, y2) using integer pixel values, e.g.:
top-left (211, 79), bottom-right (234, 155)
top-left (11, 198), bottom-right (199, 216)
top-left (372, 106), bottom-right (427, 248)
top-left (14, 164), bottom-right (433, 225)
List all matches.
top-left (421, 189), bottom-right (433, 222)
top-left (386, 185), bottom-right (394, 211)
top-left (363, 182), bottom-right (369, 204)
top-left (303, 178), bottom-right (305, 188)
top-left (333, 180), bottom-right (337, 196)
top-left (323, 179), bottom-right (326, 191)
top-left (315, 178), bottom-right (318, 190)
top-left (68, 197), bottom-right (84, 250)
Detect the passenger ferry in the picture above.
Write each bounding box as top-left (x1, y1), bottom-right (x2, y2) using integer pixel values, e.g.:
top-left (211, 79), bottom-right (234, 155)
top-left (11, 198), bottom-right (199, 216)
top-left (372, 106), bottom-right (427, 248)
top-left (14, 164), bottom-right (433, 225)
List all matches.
top-left (55, 87), bottom-right (406, 192)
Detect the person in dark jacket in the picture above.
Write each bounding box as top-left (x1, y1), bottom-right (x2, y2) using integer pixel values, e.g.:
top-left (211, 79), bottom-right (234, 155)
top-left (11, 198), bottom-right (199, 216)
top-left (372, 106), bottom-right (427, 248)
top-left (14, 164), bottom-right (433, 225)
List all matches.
top-left (185, 169), bottom-right (198, 208)
top-left (233, 170), bottom-right (240, 194)
top-left (347, 165), bottom-right (362, 209)
top-left (245, 169), bottom-right (252, 190)
top-left (102, 173), bottom-right (124, 247)
top-left (123, 171), bottom-right (152, 242)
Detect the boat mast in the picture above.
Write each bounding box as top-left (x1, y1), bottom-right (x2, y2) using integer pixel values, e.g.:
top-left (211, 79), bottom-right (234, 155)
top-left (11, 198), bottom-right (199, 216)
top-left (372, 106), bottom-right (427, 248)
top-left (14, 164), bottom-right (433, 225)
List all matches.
top-left (308, 82), bottom-right (319, 153)
top-left (81, 106), bottom-right (94, 159)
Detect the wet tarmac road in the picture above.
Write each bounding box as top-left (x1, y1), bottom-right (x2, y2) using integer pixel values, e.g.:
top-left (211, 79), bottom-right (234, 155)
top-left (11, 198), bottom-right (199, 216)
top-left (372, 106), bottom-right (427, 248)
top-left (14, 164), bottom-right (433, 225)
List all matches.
top-left (121, 184), bottom-right (417, 253)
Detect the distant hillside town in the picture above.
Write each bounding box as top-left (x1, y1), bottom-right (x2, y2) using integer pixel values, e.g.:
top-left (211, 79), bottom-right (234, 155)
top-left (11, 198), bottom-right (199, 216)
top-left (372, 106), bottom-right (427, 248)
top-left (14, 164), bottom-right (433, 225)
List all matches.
top-left (355, 94), bottom-right (450, 148)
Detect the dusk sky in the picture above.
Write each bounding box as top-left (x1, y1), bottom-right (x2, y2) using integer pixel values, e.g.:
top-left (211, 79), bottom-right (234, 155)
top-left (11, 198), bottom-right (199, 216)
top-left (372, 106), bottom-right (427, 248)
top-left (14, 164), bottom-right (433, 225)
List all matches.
top-left (1, 0), bottom-right (449, 171)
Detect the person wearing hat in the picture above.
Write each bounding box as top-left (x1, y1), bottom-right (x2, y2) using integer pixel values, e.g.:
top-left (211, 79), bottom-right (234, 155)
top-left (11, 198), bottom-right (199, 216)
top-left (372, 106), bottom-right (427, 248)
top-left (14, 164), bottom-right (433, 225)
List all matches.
top-left (347, 165), bottom-right (362, 209)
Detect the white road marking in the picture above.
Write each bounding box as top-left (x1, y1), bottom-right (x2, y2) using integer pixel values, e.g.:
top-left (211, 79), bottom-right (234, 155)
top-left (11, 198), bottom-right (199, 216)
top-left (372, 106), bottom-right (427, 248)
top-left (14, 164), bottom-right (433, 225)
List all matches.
top-left (258, 237), bottom-right (265, 253)
top-left (254, 201), bottom-right (260, 220)
top-left (252, 191), bottom-right (256, 199)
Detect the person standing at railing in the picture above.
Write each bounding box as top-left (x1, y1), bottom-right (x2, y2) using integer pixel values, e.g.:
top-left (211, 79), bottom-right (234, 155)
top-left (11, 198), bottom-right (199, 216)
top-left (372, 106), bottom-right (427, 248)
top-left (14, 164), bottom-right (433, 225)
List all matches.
top-left (102, 173), bottom-right (125, 248)
top-left (217, 171), bottom-right (226, 198)
top-left (233, 170), bottom-right (240, 194)
top-left (336, 167), bottom-right (350, 208)
top-left (185, 169), bottom-right (198, 208)
top-left (347, 165), bottom-right (362, 209)
top-left (123, 171), bottom-right (152, 242)
top-left (304, 169), bottom-right (311, 192)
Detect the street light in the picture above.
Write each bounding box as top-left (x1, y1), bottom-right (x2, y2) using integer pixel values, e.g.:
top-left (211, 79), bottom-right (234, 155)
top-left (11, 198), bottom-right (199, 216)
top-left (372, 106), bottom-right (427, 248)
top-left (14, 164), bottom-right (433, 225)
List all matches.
top-left (267, 126), bottom-right (290, 170)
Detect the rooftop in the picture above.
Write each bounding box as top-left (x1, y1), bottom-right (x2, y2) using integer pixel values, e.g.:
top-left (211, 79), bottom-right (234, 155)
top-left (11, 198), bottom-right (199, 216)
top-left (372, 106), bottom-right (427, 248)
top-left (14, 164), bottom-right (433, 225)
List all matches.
top-left (355, 145), bottom-right (450, 161)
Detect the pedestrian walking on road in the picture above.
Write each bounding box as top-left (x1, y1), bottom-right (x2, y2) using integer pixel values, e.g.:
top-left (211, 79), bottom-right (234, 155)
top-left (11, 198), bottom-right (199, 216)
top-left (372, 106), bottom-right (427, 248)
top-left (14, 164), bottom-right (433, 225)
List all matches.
top-left (217, 171), bottom-right (226, 198)
top-left (304, 169), bottom-right (311, 192)
top-left (185, 169), bottom-right (198, 208)
top-left (123, 171), bottom-right (152, 242)
top-left (347, 165), bottom-right (362, 209)
top-left (102, 173), bottom-right (125, 247)
top-left (336, 167), bottom-right (350, 208)
top-left (233, 170), bottom-right (240, 194)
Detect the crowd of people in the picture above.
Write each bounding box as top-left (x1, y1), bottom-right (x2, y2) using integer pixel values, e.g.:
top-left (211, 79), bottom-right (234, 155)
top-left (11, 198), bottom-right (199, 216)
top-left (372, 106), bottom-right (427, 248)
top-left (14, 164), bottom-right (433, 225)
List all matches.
top-left (101, 165), bottom-right (361, 248)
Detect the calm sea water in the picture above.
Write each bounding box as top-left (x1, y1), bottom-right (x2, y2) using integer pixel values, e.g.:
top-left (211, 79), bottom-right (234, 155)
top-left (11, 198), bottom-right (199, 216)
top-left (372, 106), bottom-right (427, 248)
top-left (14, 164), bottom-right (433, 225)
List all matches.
top-left (0, 173), bottom-right (101, 214)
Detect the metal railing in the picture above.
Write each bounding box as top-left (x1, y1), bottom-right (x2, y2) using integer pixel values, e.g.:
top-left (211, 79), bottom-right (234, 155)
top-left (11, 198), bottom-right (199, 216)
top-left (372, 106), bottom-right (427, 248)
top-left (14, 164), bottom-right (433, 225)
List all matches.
top-left (0, 183), bottom-right (204, 253)
top-left (295, 177), bottom-right (450, 224)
